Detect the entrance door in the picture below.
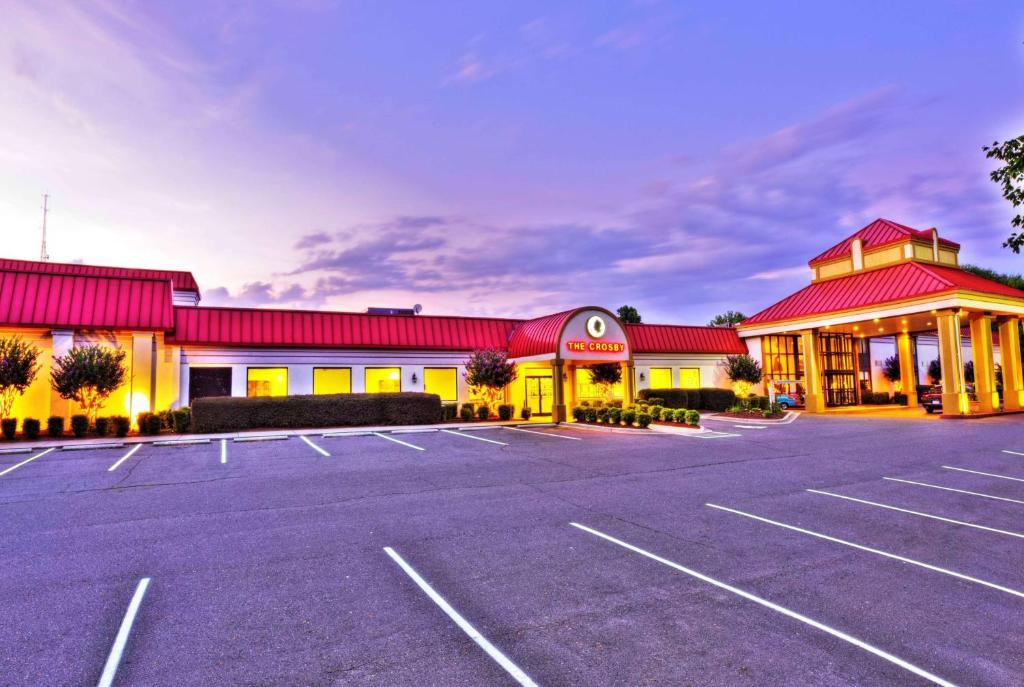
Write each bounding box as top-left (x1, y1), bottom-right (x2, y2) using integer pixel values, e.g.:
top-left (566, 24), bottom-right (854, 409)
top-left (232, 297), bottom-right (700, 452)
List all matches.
top-left (525, 376), bottom-right (553, 415)
top-left (189, 367), bottom-right (232, 402)
top-left (818, 333), bottom-right (857, 407)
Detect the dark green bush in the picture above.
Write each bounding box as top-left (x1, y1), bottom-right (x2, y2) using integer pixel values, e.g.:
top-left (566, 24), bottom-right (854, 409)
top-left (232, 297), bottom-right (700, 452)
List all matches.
top-left (94, 417), bottom-right (110, 437)
top-left (862, 392), bottom-right (891, 405)
top-left (442, 403), bottom-right (458, 421)
top-left (47, 416), bottom-right (64, 438)
top-left (70, 414), bottom-right (89, 438)
top-left (460, 404), bottom-right (474, 421)
top-left (893, 392), bottom-right (908, 406)
top-left (477, 405), bottom-right (490, 420)
top-left (699, 388), bottom-right (736, 411)
top-left (111, 416), bottom-right (131, 438)
top-left (521, 406), bottom-right (532, 420)
top-left (636, 412), bottom-right (652, 428)
top-left (609, 407), bottom-right (622, 424)
top-left (171, 408), bottom-right (191, 433)
top-left (137, 412), bottom-right (162, 435)
top-left (684, 409), bottom-right (700, 426)
top-left (584, 407), bottom-right (598, 422)
top-left (22, 418), bottom-right (40, 440)
top-left (597, 407), bottom-right (609, 423)
top-left (646, 397), bottom-right (665, 407)
top-left (649, 405), bottom-right (663, 420)
top-left (673, 408), bottom-right (687, 422)
top-left (158, 409), bottom-right (174, 430)
top-left (639, 388), bottom-right (691, 409)
top-left (0, 418), bottom-right (15, 440)
top-left (606, 399), bottom-right (623, 409)
top-left (498, 404), bottom-right (514, 421)
top-left (572, 406), bottom-right (586, 422)
top-left (622, 408), bottom-right (637, 426)
top-left (191, 392), bottom-right (444, 433)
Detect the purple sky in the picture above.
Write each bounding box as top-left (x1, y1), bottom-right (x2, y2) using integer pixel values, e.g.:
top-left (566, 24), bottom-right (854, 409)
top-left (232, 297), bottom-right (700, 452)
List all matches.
top-left (3, 1), bottom-right (1024, 324)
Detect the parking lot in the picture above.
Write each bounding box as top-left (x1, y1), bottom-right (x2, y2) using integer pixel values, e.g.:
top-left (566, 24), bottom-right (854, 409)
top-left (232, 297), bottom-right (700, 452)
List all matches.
top-left (1, 415), bottom-right (1023, 686)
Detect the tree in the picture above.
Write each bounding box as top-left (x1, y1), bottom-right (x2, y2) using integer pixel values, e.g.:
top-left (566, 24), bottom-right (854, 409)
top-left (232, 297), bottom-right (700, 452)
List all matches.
top-left (616, 305), bottom-right (641, 324)
top-left (0, 337), bottom-right (40, 418)
top-left (50, 345), bottom-right (128, 421)
top-left (882, 355), bottom-right (900, 383)
top-left (587, 363), bottom-right (622, 399)
top-left (463, 349), bottom-right (518, 411)
top-left (725, 354), bottom-right (762, 397)
top-left (960, 264), bottom-right (1024, 367)
top-left (964, 360), bottom-right (975, 384)
top-left (983, 136), bottom-right (1024, 252)
top-left (708, 310), bottom-right (746, 327)
top-left (927, 359), bottom-right (942, 385)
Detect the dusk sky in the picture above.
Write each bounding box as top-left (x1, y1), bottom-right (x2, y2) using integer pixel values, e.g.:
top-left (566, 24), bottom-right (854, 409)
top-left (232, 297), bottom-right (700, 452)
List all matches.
top-left (3, 1), bottom-right (1023, 324)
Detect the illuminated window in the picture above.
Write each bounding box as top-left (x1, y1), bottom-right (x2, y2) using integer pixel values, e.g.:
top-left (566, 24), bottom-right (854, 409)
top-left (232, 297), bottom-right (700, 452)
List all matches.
top-left (648, 368), bottom-right (673, 388)
top-left (424, 367), bottom-right (458, 402)
top-left (247, 368), bottom-right (288, 397)
top-left (365, 367), bottom-right (401, 393)
top-left (313, 368), bottom-right (351, 395)
top-left (679, 368), bottom-right (700, 389)
top-left (575, 367), bottom-right (623, 402)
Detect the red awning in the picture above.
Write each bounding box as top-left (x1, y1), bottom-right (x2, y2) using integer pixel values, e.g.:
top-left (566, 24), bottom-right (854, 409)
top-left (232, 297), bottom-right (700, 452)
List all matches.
top-left (506, 310), bottom-right (577, 358)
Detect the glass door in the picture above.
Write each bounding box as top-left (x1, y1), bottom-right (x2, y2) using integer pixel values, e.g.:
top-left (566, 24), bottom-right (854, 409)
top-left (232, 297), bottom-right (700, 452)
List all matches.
top-left (525, 376), bottom-right (553, 415)
top-left (818, 333), bottom-right (857, 406)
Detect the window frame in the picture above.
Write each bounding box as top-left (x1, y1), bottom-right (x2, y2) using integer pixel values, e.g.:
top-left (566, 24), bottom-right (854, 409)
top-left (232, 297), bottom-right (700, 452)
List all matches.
top-left (312, 366), bottom-right (352, 395)
top-left (364, 366), bottom-right (402, 394)
top-left (423, 366), bottom-right (459, 402)
top-left (246, 366), bottom-right (289, 397)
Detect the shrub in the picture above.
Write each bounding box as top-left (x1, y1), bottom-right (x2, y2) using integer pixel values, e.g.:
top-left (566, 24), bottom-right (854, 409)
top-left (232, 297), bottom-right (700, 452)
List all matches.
top-left (111, 416), bottom-right (131, 438)
top-left (497, 404), bottom-right (514, 421)
top-left (699, 388), bottom-right (736, 412)
top-left (636, 412), bottom-right (652, 428)
top-left (47, 416), bottom-right (64, 438)
top-left (762, 409), bottom-right (773, 419)
top-left (893, 392), bottom-right (908, 406)
top-left (464, 349), bottom-right (518, 411)
top-left (622, 408), bottom-right (637, 426)
top-left (0, 418), bottom-right (15, 440)
top-left (587, 363), bottom-right (622, 399)
top-left (50, 345), bottom-right (128, 421)
top-left (927, 358), bottom-right (942, 384)
top-left (606, 399), bottom-right (623, 408)
top-left (639, 388), bottom-right (691, 409)
top-left (673, 408), bottom-right (687, 422)
top-left (477, 405), bottom-right (490, 420)
top-left (136, 412), bottom-right (163, 435)
top-left (442, 403), bottom-right (458, 421)
top-left (684, 409), bottom-right (700, 426)
top-left (649, 405), bottom-right (663, 420)
top-left (725, 354), bottom-right (763, 385)
top-left (609, 407), bottom-right (622, 424)
top-left (158, 409), bottom-right (174, 430)
top-left (70, 414), bottom-right (89, 438)
top-left (171, 408), bottom-right (192, 433)
top-left (460, 404), bottom-right (475, 421)
top-left (592, 399), bottom-right (605, 409)
top-left (94, 417), bottom-right (110, 437)
top-left (572, 406), bottom-right (586, 422)
top-left (22, 418), bottom-right (40, 440)
top-left (646, 397), bottom-right (665, 407)
top-left (0, 336), bottom-right (41, 419)
top-left (597, 408), bottom-right (609, 423)
top-left (191, 392), bottom-right (443, 433)
top-left (584, 407), bottom-right (598, 422)
top-left (521, 406), bottom-right (532, 420)
top-left (862, 392), bottom-right (890, 405)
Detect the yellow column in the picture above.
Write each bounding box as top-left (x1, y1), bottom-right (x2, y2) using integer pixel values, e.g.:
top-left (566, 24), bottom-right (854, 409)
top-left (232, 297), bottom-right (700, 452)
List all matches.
top-left (551, 359), bottom-right (566, 422)
top-left (567, 364), bottom-right (578, 409)
top-left (970, 314), bottom-right (999, 413)
top-left (936, 311), bottom-right (968, 415)
top-left (621, 361), bottom-right (635, 407)
top-left (800, 329), bottom-right (825, 412)
top-left (998, 317), bottom-right (1024, 411)
top-left (896, 332), bottom-right (918, 406)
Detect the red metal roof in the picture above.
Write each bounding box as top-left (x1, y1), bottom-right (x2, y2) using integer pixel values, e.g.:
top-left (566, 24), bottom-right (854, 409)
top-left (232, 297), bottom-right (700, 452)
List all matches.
top-left (506, 310), bottom-right (577, 358)
top-left (742, 262), bottom-right (1024, 327)
top-left (627, 324), bottom-right (747, 354)
top-left (168, 306), bottom-right (521, 350)
top-left (809, 219), bottom-right (959, 266)
top-left (0, 270), bottom-right (174, 330)
top-left (0, 257), bottom-right (199, 293)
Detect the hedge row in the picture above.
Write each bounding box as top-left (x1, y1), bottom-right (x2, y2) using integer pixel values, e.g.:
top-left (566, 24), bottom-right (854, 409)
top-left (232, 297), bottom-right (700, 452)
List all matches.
top-left (637, 387), bottom-right (736, 411)
top-left (191, 392), bottom-right (442, 433)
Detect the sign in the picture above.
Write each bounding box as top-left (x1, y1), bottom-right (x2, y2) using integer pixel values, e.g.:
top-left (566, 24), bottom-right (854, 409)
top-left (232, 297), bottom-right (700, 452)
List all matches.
top-left (566, 340), bottom-right (626, 353)
top-left (586, 315), bottom-right (606, 338)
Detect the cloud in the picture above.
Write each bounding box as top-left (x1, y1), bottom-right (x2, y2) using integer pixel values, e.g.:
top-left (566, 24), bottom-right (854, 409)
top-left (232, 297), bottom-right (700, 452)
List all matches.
top-left (444, 51), bottom-right (497, 85)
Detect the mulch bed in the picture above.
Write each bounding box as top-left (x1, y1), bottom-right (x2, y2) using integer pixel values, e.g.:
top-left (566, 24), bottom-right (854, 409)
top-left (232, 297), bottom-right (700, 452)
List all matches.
top-left (718, 410), bottom-right (786, 420)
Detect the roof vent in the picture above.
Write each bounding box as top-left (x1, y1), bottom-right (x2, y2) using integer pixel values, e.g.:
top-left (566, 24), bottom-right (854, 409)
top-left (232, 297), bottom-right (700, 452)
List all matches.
top-left (851, 238), bottom-right (863, 271)
top-left (366, 306), bottom-right (421, 316)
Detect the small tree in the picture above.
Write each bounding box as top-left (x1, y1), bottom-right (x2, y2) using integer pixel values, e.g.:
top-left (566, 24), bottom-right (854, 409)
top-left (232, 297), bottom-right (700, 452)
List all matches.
top-left (51, 345), bottom-right (128, 421)
top-left (927, 359), bottom-right (942, 385)
top-left (725, 354), bottom-right (762, 397)
top-left (882, 355), bottom-right (901, 384)
top-left (464, 349), bottom-right (518, 412)
top-left (616, 305), bottom-right (641, 324)
top-left (587, 363), bottom-right (622, 399)
top-left (709, 310), bottom-right (747, 327)
top-left (0, 337), bottom-right (41, 418)
top-left (964, 360), bottom-right (975, 384)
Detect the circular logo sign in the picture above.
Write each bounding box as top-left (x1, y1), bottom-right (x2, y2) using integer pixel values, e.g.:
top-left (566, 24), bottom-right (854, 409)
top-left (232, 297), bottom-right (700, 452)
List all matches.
top-left (586, 315), bottom-right (606, 338)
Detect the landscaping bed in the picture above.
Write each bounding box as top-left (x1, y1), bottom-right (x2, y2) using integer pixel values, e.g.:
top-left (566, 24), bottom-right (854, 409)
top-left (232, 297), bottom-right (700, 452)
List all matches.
top-left (718, 409), bottom-right (786, 420)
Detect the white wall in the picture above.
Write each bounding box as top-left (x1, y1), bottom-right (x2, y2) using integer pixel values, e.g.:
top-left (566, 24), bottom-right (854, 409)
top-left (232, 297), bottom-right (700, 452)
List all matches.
top-left (633, 354), bottom-right (731, 391)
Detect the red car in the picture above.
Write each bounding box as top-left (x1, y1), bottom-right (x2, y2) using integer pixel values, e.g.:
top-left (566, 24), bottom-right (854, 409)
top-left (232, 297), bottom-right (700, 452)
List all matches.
top-left (921, 386), bottom-right (942, 413)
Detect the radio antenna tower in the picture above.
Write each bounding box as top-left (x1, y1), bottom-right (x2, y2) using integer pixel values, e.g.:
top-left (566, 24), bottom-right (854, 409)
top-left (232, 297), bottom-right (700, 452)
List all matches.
top-left (40, 193), bottom-right (50, 262)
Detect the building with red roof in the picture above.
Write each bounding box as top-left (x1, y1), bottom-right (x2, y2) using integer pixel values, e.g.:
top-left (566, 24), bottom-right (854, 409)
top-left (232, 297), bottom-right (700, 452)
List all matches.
top-left (738, 219), bottom-right (1024, 416)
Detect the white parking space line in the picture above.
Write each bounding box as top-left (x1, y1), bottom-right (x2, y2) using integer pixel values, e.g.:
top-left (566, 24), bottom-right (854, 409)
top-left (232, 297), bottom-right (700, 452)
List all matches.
top-left (734, 425), bottom-right (766, 430)
top-left (570, 522), bottom-right (957, 687)
top-left (807, 489), bottom-right (1024, 540)
top-left (97, 577), bottom-right (151, 687)
top-left (1002, 450), bottom-right (1024, 457)
top-left (943, 465), bottom-right (1024, 483)
top-left (441, 429), bottom-right (508, 446)
top-left (503, 427), bottom-right (582, 441)
top-left (883, 477), bottom-right (1024, 506)
top-left (0, 447), bottom-right (56, 477)
top-left (373, 432), bottom-right (425, 451)
top-left (300, 435), bottom-right (331, 457)
top-left (220, 439), bottom-right (227, 464)
top-left (383, 547), bottom-right (539, 687)
top-left (107, 444), bottom-right (142, 472)
top-left (707, 503), bottom-right (1024, 600)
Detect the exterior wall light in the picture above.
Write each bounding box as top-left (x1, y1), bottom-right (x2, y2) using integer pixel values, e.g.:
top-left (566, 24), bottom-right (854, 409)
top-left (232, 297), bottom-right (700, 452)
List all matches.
top-left (411, 372), bottom-right (418, 384)
top-left (639, 372), bottom-right (646, 382)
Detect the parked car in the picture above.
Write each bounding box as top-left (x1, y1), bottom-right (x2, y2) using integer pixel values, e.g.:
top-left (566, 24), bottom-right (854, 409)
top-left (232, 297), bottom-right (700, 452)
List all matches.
top-left (774, 391), bottom-right (802, 409)
top-left (921, 386), bottom-right (942, 413)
